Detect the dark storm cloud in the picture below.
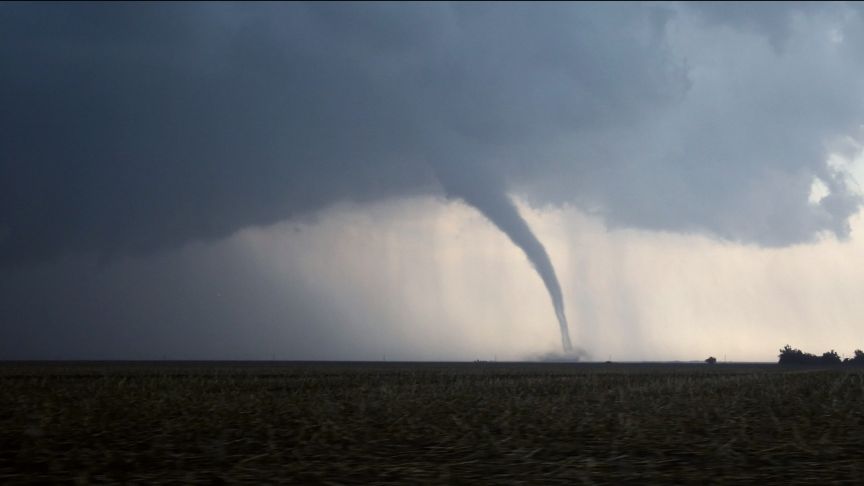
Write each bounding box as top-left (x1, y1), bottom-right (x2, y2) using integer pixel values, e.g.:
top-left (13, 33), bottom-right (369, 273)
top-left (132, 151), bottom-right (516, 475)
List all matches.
top-left (3, 2), bottom-right (864, 360)
top-left (1, 2), bottom-right (683, 266)
top-left (1, 1), bottom-right (862, 259)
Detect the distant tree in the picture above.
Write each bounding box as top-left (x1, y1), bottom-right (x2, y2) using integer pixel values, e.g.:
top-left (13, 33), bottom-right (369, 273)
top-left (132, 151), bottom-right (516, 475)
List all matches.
top-left (778, 345), bottom-right (819, 365)
top-left (705, 356), bottom-right (717, 365)
top-left (779, 345), bottom-right (805, 365)
top-left (847, 349), bottom-right (864, 366)
top-left (820, 350), bottom-right (842, 365)
top-left (779, 345), bottom-right (847, 366)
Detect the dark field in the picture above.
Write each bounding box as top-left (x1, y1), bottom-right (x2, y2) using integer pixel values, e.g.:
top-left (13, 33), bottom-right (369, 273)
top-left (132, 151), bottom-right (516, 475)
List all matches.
top-left (2, 361), bottom-right (864, 484)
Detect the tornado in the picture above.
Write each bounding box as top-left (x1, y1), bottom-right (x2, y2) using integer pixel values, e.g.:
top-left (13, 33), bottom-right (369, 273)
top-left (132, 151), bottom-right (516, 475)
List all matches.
top-left (436, 166), bottom-right (574, 352)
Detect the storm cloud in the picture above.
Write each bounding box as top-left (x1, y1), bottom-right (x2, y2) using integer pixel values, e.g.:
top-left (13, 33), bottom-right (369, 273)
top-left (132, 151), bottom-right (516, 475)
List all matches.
top-left (3, 2), bottom-right (864, 359)
top-left (5, 2), bottom-right (860, 266)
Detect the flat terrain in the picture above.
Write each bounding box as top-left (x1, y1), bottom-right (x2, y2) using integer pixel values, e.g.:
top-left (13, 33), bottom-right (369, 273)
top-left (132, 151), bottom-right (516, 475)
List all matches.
top-left (1, 361), bottom-right (863, 484)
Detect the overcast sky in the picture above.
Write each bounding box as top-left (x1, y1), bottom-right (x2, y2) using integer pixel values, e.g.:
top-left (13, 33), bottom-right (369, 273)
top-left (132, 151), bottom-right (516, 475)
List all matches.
top-left (3, 2), bottom-right (864, 361)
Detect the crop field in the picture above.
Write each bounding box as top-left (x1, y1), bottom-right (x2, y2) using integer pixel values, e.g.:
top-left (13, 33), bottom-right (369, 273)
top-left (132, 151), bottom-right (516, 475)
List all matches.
top-left (2, 361), bottom-right (864, 484)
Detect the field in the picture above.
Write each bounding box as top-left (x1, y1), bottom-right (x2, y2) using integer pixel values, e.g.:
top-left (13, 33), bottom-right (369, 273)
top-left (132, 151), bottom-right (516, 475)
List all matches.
top-left (2, 361), bottom-right (863, 484)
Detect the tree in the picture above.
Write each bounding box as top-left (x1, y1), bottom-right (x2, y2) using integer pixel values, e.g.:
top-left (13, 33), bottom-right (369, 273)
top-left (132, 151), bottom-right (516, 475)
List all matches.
top-left (778, 345), bottom-right (818, 365)
top-left (778, 345), bottom-right (849, 365)
top-left (820, 350), bottom-right (841, 365)
top-left (847, 349), bottom-right (864, 366)
top-left (779, 345), bottom-right (805, 365)
top-left (705, 356), bottom-right (717, 365)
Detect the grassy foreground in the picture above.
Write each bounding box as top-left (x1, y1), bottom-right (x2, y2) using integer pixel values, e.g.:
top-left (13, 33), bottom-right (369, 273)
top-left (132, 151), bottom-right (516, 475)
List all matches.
top-left (1, 362), bottom-right (863, 484)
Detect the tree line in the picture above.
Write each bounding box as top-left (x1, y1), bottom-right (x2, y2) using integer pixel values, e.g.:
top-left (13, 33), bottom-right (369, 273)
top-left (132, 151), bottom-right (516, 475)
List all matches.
top-left (778, 345), bottom-right (864, 365)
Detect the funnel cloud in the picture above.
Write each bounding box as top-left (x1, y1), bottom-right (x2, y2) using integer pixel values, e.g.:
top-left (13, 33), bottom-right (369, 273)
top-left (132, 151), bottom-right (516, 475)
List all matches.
top-left (436, 164), bottom-right (573, 351)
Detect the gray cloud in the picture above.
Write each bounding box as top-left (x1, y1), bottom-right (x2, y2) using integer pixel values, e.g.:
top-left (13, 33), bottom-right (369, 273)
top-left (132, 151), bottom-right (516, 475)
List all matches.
top-left (3, 2), bottom-right (861, 266)
top-left (3, 2), bottom-right (864, 358)
top-left (1, 2), bottom-right (688, 267)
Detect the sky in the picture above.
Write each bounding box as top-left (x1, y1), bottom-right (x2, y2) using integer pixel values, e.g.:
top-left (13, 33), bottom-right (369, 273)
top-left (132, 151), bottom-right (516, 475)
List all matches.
top-left (2, 2), bottom-right (864, 361)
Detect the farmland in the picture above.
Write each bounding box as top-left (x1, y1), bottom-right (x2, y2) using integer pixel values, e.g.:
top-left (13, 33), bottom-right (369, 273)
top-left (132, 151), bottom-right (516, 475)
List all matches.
top-left (1, 361), bottom-right (863, 483)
